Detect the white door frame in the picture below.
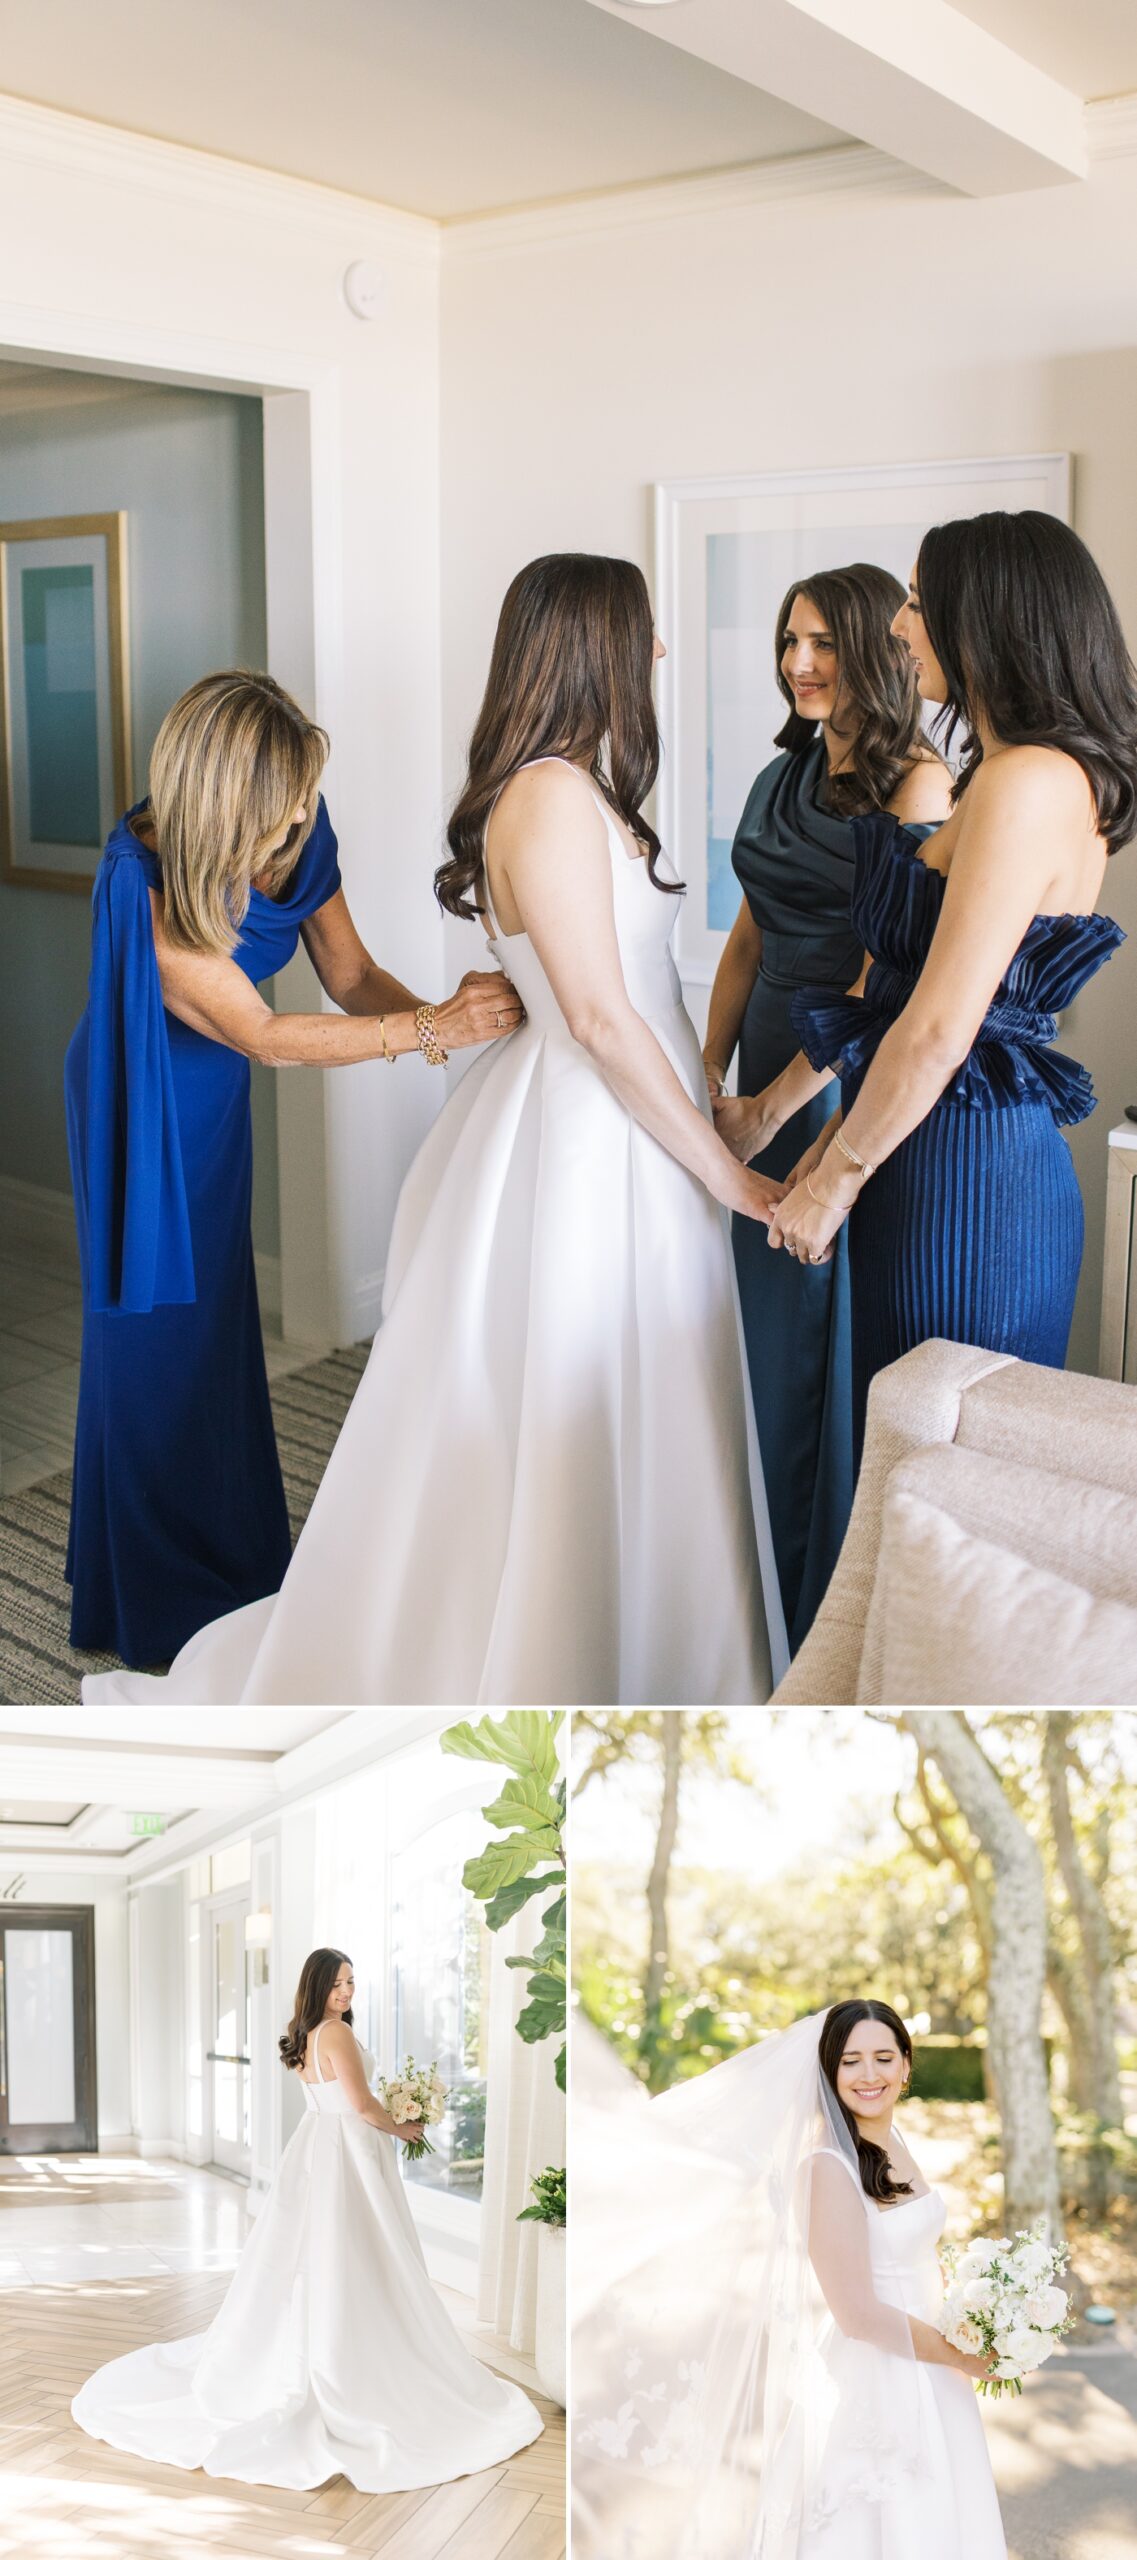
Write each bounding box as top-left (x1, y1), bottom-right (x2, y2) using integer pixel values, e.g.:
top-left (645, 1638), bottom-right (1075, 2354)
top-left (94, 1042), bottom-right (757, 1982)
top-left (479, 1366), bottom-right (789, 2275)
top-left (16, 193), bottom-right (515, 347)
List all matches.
top-left (204, 1884), bottom-right (253, 2179)
top-left (0, 297), bottom-right (343, 1350)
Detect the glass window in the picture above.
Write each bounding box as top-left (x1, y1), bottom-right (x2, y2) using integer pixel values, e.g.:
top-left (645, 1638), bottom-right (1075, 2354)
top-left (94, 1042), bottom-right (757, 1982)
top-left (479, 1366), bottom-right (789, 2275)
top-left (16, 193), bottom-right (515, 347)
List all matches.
top-left (391, 1807), bottom-right (489, 2202)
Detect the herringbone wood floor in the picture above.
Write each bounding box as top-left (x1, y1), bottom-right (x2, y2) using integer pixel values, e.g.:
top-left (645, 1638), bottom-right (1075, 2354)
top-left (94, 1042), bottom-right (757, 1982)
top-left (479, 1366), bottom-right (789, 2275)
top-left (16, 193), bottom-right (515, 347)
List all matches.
top-left (0, 2270), bottom-right (564, 2560)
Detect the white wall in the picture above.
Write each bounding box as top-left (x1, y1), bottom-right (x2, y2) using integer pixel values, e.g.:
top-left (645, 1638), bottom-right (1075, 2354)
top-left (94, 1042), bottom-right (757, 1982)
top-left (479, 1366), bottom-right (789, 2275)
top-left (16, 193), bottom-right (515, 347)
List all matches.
top-left (0, 1866), bottom-right (131, 2142)
top-left (0, 95), bottom-right (449, 1347)
top-left (129, 1871), bottom-right (186, 2154)
top-left (439, 147), bottom-right (1137, 1374)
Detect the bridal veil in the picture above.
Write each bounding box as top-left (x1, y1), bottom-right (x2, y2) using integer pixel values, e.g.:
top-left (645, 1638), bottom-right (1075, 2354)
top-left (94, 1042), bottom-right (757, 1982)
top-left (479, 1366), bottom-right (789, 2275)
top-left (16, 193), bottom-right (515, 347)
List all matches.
top-left (573, 2010), bottom-right (927, 2559)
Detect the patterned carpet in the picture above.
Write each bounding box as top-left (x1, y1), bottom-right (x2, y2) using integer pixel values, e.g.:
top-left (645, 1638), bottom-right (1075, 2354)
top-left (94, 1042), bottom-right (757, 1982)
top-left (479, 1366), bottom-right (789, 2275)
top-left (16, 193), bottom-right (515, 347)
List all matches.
top-left (0, 1344), bottom-right (369, 1706)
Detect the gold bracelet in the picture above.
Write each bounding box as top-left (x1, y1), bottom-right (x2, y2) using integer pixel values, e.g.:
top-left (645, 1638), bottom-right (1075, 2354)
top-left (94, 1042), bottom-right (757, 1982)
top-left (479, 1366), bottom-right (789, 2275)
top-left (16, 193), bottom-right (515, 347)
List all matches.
top-left (377, 1015), bottom-right (396, 1065)
top-left (833, 1125), bottom-right (874, 1181)
top-left (805, 1171), bottom-right (824, 1205)
top-left (415, 1003), bottom-right (449, 1067)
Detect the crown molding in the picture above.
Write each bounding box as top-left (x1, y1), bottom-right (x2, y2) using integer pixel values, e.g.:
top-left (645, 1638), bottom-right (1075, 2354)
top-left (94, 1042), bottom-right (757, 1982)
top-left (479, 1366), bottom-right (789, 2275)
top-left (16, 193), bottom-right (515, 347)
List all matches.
top-left (441, 140), bottom-right (948, 261)
top-left (1086, 92), bottom-right (1137, 161)
top-left (0, 90), bottom-right (439, 262)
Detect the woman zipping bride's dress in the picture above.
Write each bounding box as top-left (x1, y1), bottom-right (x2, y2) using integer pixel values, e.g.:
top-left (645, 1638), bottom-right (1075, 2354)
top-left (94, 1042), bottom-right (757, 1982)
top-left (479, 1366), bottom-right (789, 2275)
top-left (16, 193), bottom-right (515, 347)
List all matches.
top-left (85, 554), bottom-right (788, 1707)
top-left (73, 1950), bottom-right (542, 2490)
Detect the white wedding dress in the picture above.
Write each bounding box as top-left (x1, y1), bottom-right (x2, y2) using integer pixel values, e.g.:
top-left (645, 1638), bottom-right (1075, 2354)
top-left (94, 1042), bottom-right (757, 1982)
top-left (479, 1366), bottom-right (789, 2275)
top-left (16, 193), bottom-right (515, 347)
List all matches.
top-left (798, 2150), bottom-right (1007, 2559)
top-left (72, 2025), bottom-right (543, 2491)
top-left (574, 2015), bottom-right (1007, 2560)
top-left (84, 762), bottom-right (786, 1706)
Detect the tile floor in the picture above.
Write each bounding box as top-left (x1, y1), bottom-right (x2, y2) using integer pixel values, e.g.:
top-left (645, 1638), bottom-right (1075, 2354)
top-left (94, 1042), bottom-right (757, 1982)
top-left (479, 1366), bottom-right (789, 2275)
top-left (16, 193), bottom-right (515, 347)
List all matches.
top-left (0, 2154), bottom-right (253, 2289)
top-left (0, 1178), bottom-right (313, 1500)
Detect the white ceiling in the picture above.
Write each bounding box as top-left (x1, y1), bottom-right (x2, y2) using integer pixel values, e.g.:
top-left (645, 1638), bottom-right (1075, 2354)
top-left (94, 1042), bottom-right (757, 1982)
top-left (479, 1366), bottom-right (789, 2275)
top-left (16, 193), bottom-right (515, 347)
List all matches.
top-left (0, 1710), bottom-right (451, 1876)
top-left (0, 0), bottom-right (842, 219)
top-left (951, 0), bottom-right (1137, 97)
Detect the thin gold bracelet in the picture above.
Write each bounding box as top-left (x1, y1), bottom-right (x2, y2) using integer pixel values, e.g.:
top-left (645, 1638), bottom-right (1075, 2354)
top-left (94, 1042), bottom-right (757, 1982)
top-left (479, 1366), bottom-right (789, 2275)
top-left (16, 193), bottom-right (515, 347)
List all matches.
top-left (834, 1125), bottom-right (874, 1181)
top-left (377, 1015), bottom-right (396, 1064)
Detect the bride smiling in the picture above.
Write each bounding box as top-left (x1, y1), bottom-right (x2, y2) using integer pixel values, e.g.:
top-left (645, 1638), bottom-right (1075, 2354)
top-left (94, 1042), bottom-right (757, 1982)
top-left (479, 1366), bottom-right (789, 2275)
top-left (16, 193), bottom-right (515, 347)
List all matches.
top-left (575, 1997), bottom-right (1006, 2559)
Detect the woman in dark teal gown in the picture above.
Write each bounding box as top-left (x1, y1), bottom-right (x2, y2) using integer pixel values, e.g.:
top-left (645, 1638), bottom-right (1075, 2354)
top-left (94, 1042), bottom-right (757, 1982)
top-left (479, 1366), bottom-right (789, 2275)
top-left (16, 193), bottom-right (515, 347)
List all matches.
top-left (703, 566), bottom-right (950, 1651)
top-left (65, 670), bottom-right (521, 1670)
top-left (763, 514), bottom-right (1135, 1452)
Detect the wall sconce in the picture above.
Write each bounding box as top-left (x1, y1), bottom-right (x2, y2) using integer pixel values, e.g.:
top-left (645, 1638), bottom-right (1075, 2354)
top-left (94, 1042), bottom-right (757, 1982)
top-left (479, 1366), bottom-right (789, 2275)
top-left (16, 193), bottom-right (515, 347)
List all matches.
top-left (245, 1908), bottom-right (272, 1990)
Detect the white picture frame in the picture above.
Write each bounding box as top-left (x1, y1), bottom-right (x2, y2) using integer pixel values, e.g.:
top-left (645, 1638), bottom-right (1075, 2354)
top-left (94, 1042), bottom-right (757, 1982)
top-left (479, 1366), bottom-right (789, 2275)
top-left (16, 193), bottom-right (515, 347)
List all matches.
top-left (653, 453), bottom-right (1071, 988)
top-left (0, 510), bottom-right (131, 892)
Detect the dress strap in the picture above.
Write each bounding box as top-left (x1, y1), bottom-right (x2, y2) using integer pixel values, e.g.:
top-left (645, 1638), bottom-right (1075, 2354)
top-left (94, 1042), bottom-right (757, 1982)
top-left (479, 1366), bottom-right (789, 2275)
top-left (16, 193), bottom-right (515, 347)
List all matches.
top-left (310, 2021), bottom-right (327, 2082)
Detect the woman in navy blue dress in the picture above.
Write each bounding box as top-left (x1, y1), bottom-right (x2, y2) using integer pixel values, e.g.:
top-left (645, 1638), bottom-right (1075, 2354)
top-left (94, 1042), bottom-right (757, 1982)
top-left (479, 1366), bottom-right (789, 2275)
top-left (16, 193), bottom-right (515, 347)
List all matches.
top-left (65, 670), bottom-right (521, 1668)
top-left (702, 566), bottom-right (950, 1648)
top-left (749, 514), bottom-right (1134, 1457)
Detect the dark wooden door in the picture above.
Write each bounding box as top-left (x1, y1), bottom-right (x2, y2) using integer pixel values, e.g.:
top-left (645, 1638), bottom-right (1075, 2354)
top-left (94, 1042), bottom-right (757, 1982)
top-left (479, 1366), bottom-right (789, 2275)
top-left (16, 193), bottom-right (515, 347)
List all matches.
top-left (0, 1905), bottom-right (98, 2153)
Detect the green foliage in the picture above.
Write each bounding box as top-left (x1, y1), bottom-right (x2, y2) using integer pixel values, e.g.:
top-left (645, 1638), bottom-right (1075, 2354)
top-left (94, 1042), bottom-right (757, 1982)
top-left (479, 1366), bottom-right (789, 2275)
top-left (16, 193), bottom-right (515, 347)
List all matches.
top-left (443, 1710), bottom-right (566, 2101)
top-left (910, 2038), bottom-right (987, 2103)
top-left (518, 2162), bottom-right (567, 2227)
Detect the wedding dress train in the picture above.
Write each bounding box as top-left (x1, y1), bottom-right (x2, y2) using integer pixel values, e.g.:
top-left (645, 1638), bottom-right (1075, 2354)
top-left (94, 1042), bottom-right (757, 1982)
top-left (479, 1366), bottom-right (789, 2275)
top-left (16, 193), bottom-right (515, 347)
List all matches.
top-left (71, 2028), bottom-right (543, 2491)
top-left (84, 763), bottom-right (786, 1706)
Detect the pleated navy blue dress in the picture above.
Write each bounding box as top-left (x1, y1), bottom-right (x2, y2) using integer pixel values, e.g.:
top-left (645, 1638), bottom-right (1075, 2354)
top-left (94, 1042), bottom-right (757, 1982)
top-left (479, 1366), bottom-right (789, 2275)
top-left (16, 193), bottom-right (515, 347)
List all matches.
top-left (729, 743), bottom-right (939, 1650)
top-left (64, 800), bottom-right (342, 1667)
top-left (794, 813), bottom-right (1124, 1461)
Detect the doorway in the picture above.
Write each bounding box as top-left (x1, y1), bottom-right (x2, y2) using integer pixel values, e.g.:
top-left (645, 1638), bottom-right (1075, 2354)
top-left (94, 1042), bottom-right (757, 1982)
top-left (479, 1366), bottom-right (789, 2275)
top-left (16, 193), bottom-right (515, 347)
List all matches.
top-left (206, 1891), bottom-right (252, 2179)
top-left (0, 1903), bottom-right (97, 2153)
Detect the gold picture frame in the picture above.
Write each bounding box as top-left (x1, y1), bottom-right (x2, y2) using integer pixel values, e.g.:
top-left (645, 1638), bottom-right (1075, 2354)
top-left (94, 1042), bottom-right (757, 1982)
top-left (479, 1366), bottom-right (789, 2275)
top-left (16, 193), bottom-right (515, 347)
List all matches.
top-left (0, 509), bottom-right (132, 893)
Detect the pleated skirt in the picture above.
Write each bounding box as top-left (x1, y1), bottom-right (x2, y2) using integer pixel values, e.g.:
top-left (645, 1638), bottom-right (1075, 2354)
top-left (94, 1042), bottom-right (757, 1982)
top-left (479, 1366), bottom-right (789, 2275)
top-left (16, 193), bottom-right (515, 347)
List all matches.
top-left (847, 1092), bottom-right (1084, 1463)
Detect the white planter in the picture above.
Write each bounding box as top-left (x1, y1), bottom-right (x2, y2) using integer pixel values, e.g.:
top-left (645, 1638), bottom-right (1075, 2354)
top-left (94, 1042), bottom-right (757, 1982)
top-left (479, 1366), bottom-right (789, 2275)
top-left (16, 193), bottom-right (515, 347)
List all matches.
top-left (534, 2221), bottom-right (566, 2408)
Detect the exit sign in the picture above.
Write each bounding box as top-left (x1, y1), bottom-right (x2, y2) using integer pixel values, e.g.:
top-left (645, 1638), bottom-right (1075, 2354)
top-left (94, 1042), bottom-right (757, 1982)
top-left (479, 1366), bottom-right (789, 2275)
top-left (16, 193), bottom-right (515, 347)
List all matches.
top-left (132, 1814), bottom-right (166, 1836)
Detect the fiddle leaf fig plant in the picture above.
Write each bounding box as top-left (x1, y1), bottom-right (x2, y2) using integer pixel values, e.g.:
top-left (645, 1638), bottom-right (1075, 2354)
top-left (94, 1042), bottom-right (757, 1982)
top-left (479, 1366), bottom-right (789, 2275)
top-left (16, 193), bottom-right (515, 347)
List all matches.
top-left (442, 1711), bottom-right (566, 2094)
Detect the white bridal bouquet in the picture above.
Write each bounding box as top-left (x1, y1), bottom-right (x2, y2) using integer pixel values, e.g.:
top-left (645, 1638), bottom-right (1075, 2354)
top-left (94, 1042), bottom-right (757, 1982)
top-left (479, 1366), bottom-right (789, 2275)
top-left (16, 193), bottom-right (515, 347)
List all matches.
top-left (939, 2227), bottom-right (1072, 2395)
top-left (377, 2057), bottom-right (447, 2162)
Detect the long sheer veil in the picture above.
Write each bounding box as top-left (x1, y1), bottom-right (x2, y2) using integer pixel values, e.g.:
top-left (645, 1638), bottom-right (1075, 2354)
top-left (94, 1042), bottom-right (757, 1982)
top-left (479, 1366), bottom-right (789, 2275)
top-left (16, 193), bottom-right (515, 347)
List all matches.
top-left (573, 2010), bottom-right (926, 2560)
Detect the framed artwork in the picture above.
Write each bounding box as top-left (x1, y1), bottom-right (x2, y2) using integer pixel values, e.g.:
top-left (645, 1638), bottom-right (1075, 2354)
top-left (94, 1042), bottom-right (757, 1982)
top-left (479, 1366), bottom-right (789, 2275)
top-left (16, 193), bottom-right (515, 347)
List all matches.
top-left (0, 510), bottom-right (132, 892)
top-left (653, 454), bottom-right (1071, 986)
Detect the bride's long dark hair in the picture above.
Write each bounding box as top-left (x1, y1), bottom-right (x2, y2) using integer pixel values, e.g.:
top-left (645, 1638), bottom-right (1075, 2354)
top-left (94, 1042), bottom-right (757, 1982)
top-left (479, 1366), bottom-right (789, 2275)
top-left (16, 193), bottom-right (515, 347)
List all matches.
top-left (278, 1946), bottom-right (353, 2071)
top-left (435, 551), bottom-right (681, 920)
top-left (819, 1998), bottom-right (914, 2203)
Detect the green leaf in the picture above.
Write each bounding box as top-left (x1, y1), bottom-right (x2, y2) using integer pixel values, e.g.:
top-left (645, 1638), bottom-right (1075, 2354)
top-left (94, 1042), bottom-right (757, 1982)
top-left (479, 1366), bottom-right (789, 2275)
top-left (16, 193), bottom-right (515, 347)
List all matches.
top-left (462, 1838), bottom-right (549, 1899)
top-left (481, 1772), bottom-right (560, 1832)
top-left (517, 1988), bottom-right (567, 2043)
top-left (482, 1871), bottom-right (563, 1932)
top-left (555, 2043), bottom-right (566, 2092)
top-left (441, 1713), bottom-right (562, 1785)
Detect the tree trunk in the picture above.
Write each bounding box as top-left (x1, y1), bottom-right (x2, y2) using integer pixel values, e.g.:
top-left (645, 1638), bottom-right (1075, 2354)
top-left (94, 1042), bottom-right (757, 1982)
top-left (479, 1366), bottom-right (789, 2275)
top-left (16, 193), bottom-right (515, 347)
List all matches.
top-left (643, 1712), bottom-right (682, 2071)
top-left (1042, 1714), bottom-right (1123, 2128)
top-left (904, 1713), bottom-right (1062, 2235)
top-left (1047, 1939), bottom-right (1099, 2117)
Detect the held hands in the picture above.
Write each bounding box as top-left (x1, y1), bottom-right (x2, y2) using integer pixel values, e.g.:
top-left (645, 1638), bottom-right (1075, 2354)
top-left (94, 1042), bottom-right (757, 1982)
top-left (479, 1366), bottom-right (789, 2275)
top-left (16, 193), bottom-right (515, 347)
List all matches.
top-left (436, 969), bottom-right (525, 1050)
top-left (767, 1146), bottom-right (863, 1265)
top-left (710, 1077), bottom-right (791, 1166)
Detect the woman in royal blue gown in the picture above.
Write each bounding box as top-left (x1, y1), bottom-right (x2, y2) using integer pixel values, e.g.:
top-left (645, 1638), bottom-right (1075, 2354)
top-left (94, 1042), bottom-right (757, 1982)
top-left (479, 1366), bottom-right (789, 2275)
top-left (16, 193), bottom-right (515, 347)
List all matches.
top-left (702, 566), bottom-right (950, 1647)
top-left (739, 513), bottom-right (1133, 1456)
top-left (65, 670), bottom-right (521, 1669)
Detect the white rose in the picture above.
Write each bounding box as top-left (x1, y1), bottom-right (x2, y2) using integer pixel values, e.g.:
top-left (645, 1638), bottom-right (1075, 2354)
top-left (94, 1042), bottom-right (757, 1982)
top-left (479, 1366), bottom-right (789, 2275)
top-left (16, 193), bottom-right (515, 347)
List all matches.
top-left (1013, 2242), bottom-right (1052, 2284)
top-left (948, 2316), bottom-right (984, 2354)
top-left (962, 2240), bottom-right (1000, 2271)
top-left (962, 2279), bottom-right (997, 2312)
top-left (1004, 2327), bottom-right (1050, 2371)
top-left (1023, 2286), bottom-right (1067, 2330)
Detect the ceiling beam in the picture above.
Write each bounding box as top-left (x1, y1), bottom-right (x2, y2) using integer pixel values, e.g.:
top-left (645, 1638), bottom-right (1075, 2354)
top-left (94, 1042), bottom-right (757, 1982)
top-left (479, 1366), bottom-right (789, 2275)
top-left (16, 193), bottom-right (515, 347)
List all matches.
top-left (583, 0), bottom-right (1087, 194)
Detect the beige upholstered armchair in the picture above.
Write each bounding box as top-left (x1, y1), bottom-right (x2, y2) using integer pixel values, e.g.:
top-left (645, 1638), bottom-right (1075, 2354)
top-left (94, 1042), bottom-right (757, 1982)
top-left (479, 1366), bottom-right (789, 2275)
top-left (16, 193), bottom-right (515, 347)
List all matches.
top-left (772, 1340), bottom-right (1137, 1707)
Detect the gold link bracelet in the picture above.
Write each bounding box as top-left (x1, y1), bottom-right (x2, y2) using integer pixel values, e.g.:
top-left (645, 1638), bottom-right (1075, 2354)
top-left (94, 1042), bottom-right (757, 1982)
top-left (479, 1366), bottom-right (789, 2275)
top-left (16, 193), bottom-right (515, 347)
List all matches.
top-left (415, 1003), bottom-right (449, 1067)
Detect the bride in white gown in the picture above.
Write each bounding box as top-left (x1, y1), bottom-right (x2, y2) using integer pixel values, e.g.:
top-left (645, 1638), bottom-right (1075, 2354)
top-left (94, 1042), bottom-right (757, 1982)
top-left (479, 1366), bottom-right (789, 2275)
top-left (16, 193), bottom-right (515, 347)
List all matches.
top-left (73, 1949), bottom-right (542, 2490)
top-left (574, 1998), bottom-right (1007, 2559)
top-left (84, 554), bottom-right (788, 1707)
